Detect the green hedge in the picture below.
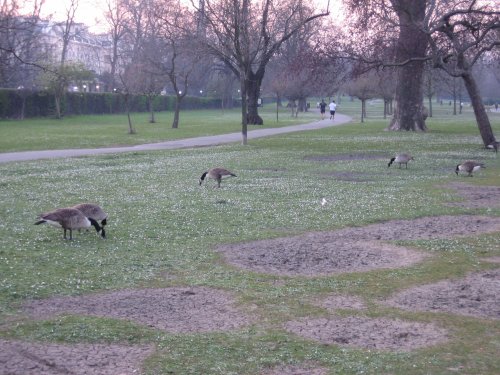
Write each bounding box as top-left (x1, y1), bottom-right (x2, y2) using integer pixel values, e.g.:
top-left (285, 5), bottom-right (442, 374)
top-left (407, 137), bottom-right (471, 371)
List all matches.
top-left (0, 89), bottom-right (222, 119)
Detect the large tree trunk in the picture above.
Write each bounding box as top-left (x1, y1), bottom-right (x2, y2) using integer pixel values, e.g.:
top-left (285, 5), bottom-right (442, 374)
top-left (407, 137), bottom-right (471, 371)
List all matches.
top-left (462, 72), bottom-right (496, 146)
top-left (246, 71), bottom-right (263, 125)
top-left (388, 0), bottom-right (428, 131)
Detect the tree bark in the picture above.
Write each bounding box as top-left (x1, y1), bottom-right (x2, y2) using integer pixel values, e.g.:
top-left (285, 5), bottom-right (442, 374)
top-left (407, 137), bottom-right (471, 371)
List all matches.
top-left (388, 0), bottom-right (428, 131)
top-left (246, 72), bottom-right (263, 125)
top-left (240, 78), bottom-right (248, 145)
top-left (172, 96), bottom-right (181, 129)
top-left (462, 72), bottom-right (496, 146)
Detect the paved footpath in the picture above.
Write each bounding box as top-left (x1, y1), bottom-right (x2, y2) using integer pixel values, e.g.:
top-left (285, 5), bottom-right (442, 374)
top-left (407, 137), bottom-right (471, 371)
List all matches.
top-left (0, 113), bottom-right (351, 164)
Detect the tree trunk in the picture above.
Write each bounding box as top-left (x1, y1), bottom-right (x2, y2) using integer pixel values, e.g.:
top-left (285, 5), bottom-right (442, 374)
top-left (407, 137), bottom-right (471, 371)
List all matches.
top-left (125, 95), bottom-right (135, 134)
top-left (361, 99), bottom-right (365, 123)
top-left (172, 96), bottom-right (181, 129)
top-left (54, 95), bottom-right (62, 119)
top-left (148, 97), bottom-right (155, 123)
top-left (246, 72), bottom-right (263, 125)
top-left (388, 0), bottom-right (428, 131)
top-left (240, 78), bottom-right (248, 145)
top-left (462, 72), bottom-right (496, 147)
top-left (20, 96), bottom-right (26, 120)
top-left (298, 98), bottom-right (307, 112)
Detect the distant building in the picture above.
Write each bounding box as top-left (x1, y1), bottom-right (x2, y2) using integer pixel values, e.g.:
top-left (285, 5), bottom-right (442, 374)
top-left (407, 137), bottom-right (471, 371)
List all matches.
top-left (37, 20), bottom-right (112, 76)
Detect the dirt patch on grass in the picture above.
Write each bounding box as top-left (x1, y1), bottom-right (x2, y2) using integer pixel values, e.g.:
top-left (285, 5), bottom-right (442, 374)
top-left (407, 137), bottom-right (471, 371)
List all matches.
top-left (219, 240), bottom-right (427, 277)
top-left (22, 287), bottom-right (251, 333)
top-left (8, 213), bottom-right (499, 371)
top-left (445, 182), bottom-right (500, 209)
top-left (217, 215), bottom-right (500, 276)
top-left (261, 364), bottom-right (329, 375)
top-left (305, 153), bottom-right (387, 162)
top-left (284, 316), bottom-right (448, 351)
top-left (317, 294), bottom-right (367, 311)
top-left (0, 339), bottom-right (153, 375)
top-left (482, 256), bottom-right (500, 264)
top-left (383, 269), bottom-right (500, 320)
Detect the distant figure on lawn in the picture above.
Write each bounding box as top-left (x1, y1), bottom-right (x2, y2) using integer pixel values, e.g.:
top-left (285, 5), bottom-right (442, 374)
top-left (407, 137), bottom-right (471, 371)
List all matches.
top-left (329, 100), bottom-right (337, 120)
top-left (319, 100), bottom-right (327, 119)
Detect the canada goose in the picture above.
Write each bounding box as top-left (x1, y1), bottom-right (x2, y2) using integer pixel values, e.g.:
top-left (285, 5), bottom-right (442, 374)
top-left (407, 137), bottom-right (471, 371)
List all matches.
top-left (455, 161), bottom-right (485, 177)
top-left (388, 153), bottom-right (414, 168)
top-left (72, 203), bottom-right (108, 238)
top-left (199, 167), bottom-right (237, 188)
top-left (35, 207), bottom-right (104, 240)
top-left (487, 141), bottom-right (499, 153)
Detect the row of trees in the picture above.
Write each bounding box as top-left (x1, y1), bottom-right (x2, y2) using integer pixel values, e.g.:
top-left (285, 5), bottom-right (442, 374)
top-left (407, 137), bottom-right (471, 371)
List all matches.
top-left (338, 0), bottom-right (499, 146)
top-left (1, 0), bottom-right (499, 145)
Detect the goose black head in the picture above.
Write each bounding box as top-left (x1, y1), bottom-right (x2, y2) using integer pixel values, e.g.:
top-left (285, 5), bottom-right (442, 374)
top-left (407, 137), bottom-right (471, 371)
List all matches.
top-left (89, 217), bottom-right (105, 238)
top-left (455, 165), bottom-right (460, 175)
top-left (199, 171), bottom-right (208, 185)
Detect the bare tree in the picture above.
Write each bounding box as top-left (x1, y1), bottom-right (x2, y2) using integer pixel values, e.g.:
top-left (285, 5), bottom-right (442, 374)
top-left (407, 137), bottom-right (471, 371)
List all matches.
top-left (345, 71), bottom-right (379, 123)
top-left (192, 0), bottom-right (330, 144)
top-left (436, 71), bottom-right (464, 115)
top-left (49, 0), bottom-right (80, 118)
top-left (150, 0), bottom-right (200, 129)
top-left (423, 62), bottom-right (436, 117)
top-left (425, 0), bottom-right (499, 146)
top-left (103, 0), bottom-right (128, 92)
top-left (375, 68), bottom-right (397, 118)
top-left (343, 0), bottom-right (429, 131)
top-left (0, 0), bottom-right (47, 118)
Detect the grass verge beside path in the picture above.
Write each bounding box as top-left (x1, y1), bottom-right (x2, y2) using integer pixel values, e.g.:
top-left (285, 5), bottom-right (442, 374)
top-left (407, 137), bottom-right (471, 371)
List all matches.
top-left (0, 107), bottom-right (319, 153)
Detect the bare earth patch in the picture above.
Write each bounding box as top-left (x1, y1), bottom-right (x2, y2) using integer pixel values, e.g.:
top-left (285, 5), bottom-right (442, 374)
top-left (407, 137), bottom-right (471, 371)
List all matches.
top-left (22, 287), bottom-right (251, 333)
top-left (220, 240), bottom-right (427, 276)
top-left (217, 215), bottom-right (500, 276)
top-left (445, 182), bottom-right (500, 209)
top-left (284, 316), bottom-right (448, 351)
top-left (482, 256), bottom-right (500, 264)
top-left (317, 294), bottom-right (367, 312)
top-left (0, 339), bottom-right (153, 375)
top-left (383, 269), bottom-right (500, 320)
top-left (304, 153), bottom-right (387, 162)
top-left (6, 214), bottom-right (499, 372)
top-left (260, 364), bottom-right (329, 375)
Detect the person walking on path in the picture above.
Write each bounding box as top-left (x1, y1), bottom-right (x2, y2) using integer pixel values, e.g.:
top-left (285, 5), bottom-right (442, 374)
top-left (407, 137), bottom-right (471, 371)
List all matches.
top-left (329, 100), bottom-right (337, 120)
top-left (319, 100), bottom-right (327, 119)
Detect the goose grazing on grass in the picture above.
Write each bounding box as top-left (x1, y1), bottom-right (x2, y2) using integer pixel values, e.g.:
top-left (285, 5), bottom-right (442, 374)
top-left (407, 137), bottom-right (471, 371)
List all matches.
top-left (35, 208), bottom-right (104, 240)
top-left (455, 161), bottom-right (485, 177)
top-left (388, 153), bottom-right (414, 168)
top-left (199, 167), bottom-right (237, 188)
top-left (72, 203), bottom-right (108, 238)
top-left (487, 141), bottom-right (499, 153)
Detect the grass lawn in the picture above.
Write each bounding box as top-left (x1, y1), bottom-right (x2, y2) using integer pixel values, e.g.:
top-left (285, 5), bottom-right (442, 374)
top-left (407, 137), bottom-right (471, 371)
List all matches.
top-left (0, 105), bottom-right (319, 152)
top-left (0, 99), bottom-right (499, 374)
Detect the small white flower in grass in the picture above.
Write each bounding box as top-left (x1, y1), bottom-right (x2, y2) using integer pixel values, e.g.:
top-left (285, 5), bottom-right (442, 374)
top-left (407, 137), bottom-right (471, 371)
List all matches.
top-left (321, 198), bottom-right (328, 206)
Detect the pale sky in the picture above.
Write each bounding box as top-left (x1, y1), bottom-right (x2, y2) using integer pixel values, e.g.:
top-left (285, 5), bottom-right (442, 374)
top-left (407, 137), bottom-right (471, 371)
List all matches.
top-left (38, 0), bottom-right (341, 33)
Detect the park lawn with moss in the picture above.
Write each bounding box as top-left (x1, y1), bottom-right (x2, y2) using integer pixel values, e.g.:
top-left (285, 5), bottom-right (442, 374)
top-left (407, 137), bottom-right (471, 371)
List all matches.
top-left (0, 105), bottom-right (318, 152)
top-left (0, 106), bottom-right (499, 374)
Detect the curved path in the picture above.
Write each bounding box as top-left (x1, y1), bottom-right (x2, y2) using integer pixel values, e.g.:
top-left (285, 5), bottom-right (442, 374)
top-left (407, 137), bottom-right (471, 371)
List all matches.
top-left (0, 114), bottom-right (351, 164)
